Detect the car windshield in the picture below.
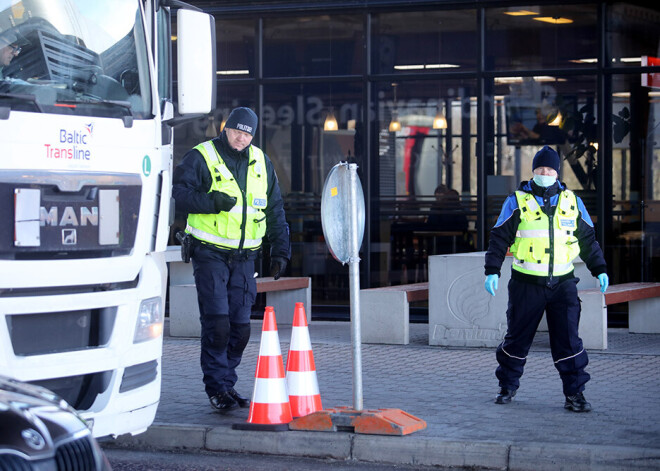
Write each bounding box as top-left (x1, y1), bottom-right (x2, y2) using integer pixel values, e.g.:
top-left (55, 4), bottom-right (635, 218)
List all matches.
top-left (0, 0), bottom-right (151, 118)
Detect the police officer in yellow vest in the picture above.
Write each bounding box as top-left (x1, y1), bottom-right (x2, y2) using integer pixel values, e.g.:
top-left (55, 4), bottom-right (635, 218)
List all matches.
top-left (173, 107), bottom-right (290, 413)
top-left (484, 146), bottom-right (608, 413)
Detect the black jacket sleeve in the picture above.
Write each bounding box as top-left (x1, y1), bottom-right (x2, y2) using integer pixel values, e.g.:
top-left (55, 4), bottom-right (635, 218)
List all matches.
top-left (484, 195), bottom-right (520, 277)
top-left (172, 149), bottom-right (217, 215)
top-left (575, 200), bottom-right (607, 277)
top-left (263, 153), bottom-right (291, 260)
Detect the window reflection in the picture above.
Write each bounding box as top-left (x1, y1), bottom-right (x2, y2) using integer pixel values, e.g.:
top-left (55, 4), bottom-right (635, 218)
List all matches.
top-left (263, 15), bottom-right (363, 77)
top-left (608, 3), bottom-right (660, 67)
top-left (262, 82), bottom-right (362, 304)
top-left (371, 10), bottom-right (477, 74)
top-left (216, 19), bottom-right (255, 78)
top-left (609, 74), bottom-right (660, 282)
top-left (374, 79), bottom-right (477, 286)
top-left (490, 75), bottom-right (599, 215)
top-left (170, 2), bottom-right (660, 317)
top-left (485, 5), bottom-right (598, 70)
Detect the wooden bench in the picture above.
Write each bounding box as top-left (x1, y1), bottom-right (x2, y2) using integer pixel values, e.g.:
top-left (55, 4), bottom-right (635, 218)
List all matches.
top-left (578, 282), bottom-right (660, 348)
top-left (360, 282), bottom-right (429, 345)
top-left (165, 246), bottom-right (311, 337)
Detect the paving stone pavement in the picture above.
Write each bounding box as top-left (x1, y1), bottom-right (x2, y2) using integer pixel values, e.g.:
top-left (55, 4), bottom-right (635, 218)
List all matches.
top-left (113, 320), bottom-right (660, 470)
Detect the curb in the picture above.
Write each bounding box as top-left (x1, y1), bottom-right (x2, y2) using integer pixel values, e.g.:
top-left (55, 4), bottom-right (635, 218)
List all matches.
top-left (106, 423), bottom-right (660, 470)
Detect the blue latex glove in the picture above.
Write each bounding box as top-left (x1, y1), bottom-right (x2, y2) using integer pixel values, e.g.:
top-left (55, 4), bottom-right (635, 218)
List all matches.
top-left (485, 274), bottom-right (498, 296)
top-left (598, 273), bottom-right (609, 293)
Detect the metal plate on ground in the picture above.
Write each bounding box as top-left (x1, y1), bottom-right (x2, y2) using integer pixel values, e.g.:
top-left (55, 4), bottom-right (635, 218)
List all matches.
top-left (320, 162), bottom-right (365, 264)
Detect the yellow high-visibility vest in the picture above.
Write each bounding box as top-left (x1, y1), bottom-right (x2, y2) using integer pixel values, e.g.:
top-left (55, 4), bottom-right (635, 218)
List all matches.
top-left (186, 140), bottom-right (268, 250)
top-left (510, 190), bottom-right (580, 277)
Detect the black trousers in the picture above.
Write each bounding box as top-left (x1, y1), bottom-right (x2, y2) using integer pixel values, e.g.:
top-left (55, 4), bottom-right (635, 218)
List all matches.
top-left (495, 277), bottom-right (590, 396)
top-left (191, 245), bottom-right (255, 397)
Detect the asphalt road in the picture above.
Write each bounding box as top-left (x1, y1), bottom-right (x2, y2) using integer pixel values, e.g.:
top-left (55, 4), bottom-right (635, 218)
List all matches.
top-left (103, 448), bottom-right (446, 471)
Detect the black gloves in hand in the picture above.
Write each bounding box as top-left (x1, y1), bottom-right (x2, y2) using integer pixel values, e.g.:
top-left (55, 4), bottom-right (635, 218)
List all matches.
top-left (269, 256), bottom-right (287, 280)
top-left (213, 192), bottom-right (237, 212)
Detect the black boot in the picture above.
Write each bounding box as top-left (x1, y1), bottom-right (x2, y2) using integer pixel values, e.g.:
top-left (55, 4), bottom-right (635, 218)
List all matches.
top-left (209, 391), bottom-right (239, 413)
top-left (564, 392), bottom-right (592, 412)
top-left (228, 388), bottom-right (250, 408)
top-left (495, 387), bottom-right (516, 404)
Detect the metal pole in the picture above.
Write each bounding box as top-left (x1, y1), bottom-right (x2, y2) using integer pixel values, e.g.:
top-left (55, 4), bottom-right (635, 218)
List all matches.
top-left (348, 163), bottom-right (363, 411)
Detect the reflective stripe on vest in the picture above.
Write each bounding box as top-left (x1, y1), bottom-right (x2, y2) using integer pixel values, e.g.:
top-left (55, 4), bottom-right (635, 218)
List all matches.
top-left (186, 140), bottom-right (268, 250)
top-left (510, 190), bottom-right (580, 277)
top-left (185, 224), bottom-right (262, 248)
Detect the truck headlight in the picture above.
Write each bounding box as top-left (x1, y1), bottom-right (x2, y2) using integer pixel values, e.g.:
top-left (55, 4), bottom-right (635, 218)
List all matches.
top-left (134, 297), bottom-right (163, 343)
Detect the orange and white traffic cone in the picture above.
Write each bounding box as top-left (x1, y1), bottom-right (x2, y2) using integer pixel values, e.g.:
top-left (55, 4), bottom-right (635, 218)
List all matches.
top-left (233, 306), bottom-right (292, 431)
top-left (286, 302), bottom-right (322, 418)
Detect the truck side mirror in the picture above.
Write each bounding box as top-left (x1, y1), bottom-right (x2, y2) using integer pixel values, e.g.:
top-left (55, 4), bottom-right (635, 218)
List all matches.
top-left (176, 9), bottom-right (216, 115)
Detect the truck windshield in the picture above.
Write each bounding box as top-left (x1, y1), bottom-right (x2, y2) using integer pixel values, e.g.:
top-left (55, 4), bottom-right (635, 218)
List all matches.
top-left (0, 0), bottom-right (151, 119)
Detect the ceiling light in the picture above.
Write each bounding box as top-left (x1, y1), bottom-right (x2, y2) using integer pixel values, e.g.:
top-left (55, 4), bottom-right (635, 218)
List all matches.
top-left (570, 58), bottom-right (598, 64)
top-left (494, 75), bottom-right (565, 84)
top-left (389, 83), bottom-right (401, 132)
top-left (217, 70), bottom-right (250, 75)
top-left (389, 116), bottom-right (402, 132)
top-left (394, 63), bottom-right (460, 70)
top-left (503, 10), bottom-right (539, 16)
top-left (425, 63), bottom-right (460, 69)
top-left (533, 17), bottom-right (574, 24)
top-left (394, 64), bottom-right (425, 70)
top-left (323, 109), bottom-right (339, 131)
top-left (432, 111), bottom-right (447, 130)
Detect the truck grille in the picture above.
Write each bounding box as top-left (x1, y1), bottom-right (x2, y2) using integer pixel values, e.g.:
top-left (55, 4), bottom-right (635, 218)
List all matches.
top-left (31, 371), bottom-right (111, 411)
top-left (7, 308), bottom-right (116, 356)
top-left (0, 172), bottom-right (141, 260)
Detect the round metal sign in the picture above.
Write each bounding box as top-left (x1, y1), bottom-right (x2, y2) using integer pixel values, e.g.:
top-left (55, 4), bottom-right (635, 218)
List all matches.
top-left (321, 162), bottom-right (365, 264)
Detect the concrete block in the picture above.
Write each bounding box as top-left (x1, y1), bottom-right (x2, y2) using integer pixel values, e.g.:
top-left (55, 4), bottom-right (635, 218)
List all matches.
top-left (429, 253), bottom-right (507, 348)
top-left (168, 258), bottom-right (194, 286)
top-left (169, 284), bottom-right (201, 337)
top-left (267, 287), bottom-right (312, 325)
top-left (167, 277), bottom-right (313, 337)
top-left (629, 298), bottom-right (660, 333)
top-left (429, 253), bottom-right (606, 349)
top-left (577, 290), bottom-right (607, 349)
top-left (166, 246), bottom-right (312, 327)
top-left (360, 290), bottom-right (409, 345)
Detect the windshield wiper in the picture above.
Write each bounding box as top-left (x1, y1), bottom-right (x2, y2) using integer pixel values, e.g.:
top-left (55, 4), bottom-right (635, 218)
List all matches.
top-left (0, 92), bottom-right (44, 115)
top-left (56, 98), bottom-right (134, 127)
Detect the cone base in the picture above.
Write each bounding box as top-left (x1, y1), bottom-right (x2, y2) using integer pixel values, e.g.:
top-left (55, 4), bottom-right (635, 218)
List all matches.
top-left (289, 406), bottom-right (427, 435)
top-left (232, 422), bottom-right (290, 432)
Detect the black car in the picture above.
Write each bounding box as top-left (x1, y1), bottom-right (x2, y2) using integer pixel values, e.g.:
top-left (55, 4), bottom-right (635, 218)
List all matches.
top-left (0, 375), bottom-right (111, 471)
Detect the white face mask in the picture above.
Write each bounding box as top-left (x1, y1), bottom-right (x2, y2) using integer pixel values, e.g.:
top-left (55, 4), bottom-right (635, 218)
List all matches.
top-left (533, 174), bottom-right (557, 187)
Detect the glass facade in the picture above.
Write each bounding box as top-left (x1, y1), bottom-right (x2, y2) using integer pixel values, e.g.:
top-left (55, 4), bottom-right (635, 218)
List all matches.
top-left (173, 1), bottom-right (660, 324)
